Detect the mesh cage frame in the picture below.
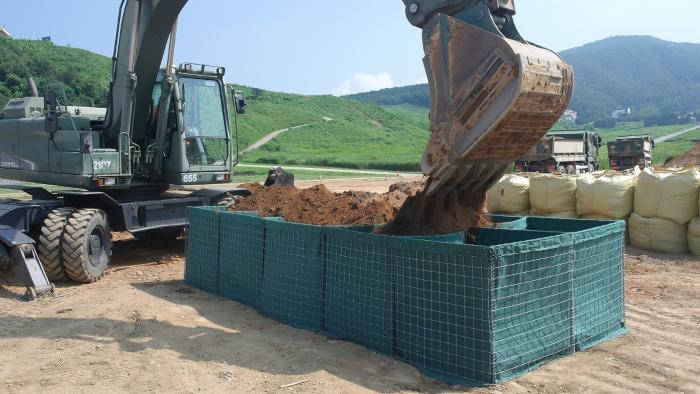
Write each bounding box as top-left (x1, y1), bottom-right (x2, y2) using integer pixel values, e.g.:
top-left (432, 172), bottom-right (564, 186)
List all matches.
top-left (184, 208), bottom-right (627, 386)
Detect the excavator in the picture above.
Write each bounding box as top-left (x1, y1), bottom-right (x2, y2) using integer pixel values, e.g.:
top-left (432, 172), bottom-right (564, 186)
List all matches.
top-left (0, 0), bottom-right (572, 299)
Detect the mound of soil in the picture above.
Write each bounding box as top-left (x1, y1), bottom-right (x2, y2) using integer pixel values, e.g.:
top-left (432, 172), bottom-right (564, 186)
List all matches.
top-left (231, 183), bottom-right (420, 226)
top-left (665, 140), bottom-right (700, 167)
top-left (232, 180), bottom-right (489, 235)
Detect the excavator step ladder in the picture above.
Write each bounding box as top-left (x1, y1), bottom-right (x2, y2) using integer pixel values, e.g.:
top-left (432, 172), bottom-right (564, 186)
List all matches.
top-left (0, 226), bottom-right (55, 300)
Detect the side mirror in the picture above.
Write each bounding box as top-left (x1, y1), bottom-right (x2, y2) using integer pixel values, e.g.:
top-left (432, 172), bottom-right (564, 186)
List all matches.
top-left (234, 91), bottom-right (246, 115)
top-left (44, 91), bottom-right (59, 134)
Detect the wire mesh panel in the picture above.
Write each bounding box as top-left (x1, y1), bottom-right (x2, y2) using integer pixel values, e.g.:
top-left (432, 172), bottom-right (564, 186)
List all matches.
top-left (491, 235), bottom-right (575, 383)
top-left (219, 213), bottom-right (266, 310)
top-left (488, 215), bottom-right (529, 230)
top-left (472, 228), bottom-right (564, 246)
top-left (393, 238), bottom-right (494, 386)
top-left (184, 207), bottom-right (223, 294)
top-left (571, 222), bottom-right (627, 349)
top-left (523, 218), bottom-right (628, 349)
top-left (323, 229), bottom-right (393, 355)
top-left (262, 220), bottom-right (324, 331)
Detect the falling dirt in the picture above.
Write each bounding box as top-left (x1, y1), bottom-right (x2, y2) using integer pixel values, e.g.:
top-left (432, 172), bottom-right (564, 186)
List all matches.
top-left (232, 180), bottom-right (488, 235)
top-left (378, 184), bottom-right (490, 236)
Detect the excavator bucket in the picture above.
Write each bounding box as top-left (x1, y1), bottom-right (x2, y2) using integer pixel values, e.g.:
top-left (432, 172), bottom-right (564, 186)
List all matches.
top-left (407, 1), bottom-right (574, 195)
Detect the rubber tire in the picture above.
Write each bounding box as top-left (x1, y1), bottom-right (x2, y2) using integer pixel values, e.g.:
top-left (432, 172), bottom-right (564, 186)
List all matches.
top-left (132, 227), bottom-right (183, 241)
top-left (566, 165), bottom-right (576, 175)
top-left (62, 209), bottom-right (112, 283)
top-left (37, 208), bottom-right (76, 282)
top-left (588, 164), bottom-right (595, 173)
top-left (0, 244), bottom-right (10, 271)
top-left (556, 166), bottom-right (566, 174)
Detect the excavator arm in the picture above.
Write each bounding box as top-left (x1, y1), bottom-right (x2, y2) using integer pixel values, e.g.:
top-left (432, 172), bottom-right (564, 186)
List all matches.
top-left (404, 0), bottom-right (574, 195)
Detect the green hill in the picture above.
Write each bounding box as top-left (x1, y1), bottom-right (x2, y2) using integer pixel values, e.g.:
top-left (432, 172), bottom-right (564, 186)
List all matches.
top-left (233, 86), bottom-right (429, 171)
top-left (561, 36), bottom-right (700, 122)
top-left (0, 38), bottom-right (429, 172)
top-left (0, 37), bottom-right (111, 107)
top-left (347, 36), bottom-right (700, 123)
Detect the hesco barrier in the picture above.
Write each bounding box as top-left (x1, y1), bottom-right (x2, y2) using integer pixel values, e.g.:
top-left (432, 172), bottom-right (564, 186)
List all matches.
top-left (185, 207), bottom-right (627, 386)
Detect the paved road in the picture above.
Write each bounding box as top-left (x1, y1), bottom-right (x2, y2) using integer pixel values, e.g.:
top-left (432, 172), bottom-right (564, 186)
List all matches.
top-left (655, 125), bottom-right (700, 144)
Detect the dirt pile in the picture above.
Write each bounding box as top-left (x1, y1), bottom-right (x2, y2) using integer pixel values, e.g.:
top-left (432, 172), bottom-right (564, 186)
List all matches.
top-left (231, 182), bottom-right (423, 226)
top-left (231, 180), bottom-right (489, 235)
top-left (665, 140), bottom-right (700, 167)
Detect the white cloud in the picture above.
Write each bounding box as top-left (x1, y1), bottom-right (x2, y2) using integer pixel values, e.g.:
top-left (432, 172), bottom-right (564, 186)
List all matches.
top-left (332, 73), bottom-right (395, 96)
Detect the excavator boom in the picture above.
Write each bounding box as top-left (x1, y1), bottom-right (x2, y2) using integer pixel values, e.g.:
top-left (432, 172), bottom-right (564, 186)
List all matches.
top-left (404, 0), bottom-right (574, 195)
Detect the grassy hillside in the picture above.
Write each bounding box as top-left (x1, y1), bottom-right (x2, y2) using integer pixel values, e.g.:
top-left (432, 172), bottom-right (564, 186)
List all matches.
top-left (0, 37), bottom-right (111, 107)
top-left (233, 86), bottom-right (429, 171)
top-left (4, 37), bottom-right (698, 174)
top-left (347, 36), bottom-right (700, 124)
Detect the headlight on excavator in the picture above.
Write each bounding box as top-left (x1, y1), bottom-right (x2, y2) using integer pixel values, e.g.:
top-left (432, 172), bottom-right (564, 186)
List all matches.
top-left (96, 178), bottom-right (117, 187)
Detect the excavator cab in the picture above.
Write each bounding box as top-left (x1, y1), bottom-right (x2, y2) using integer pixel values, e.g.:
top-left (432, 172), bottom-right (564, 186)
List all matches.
top-left (146, 64), bottom-right (235, 186)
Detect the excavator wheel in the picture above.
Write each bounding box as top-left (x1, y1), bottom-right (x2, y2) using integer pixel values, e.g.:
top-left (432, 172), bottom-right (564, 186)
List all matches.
top-left (566, 165), bottom-right (576, 175)
top-left (37, 208), bottom-right (77, 282)
top-left (0, 244), bottom-right (10, 271)
top-left (62, 209), bottom-right (112, 284)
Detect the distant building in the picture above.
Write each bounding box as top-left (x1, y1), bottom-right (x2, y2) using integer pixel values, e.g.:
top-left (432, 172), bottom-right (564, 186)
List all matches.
top-left (560, 109), bottom-right (577, 122)
top-left (612, 107), bottom-right (631, 119)
top-left (0, 26), bottom-right (10, 38)
top-left (41, 36), bottom-right (52, 42)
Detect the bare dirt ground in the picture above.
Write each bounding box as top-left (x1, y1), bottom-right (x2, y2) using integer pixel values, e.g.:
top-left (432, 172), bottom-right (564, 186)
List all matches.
top-left (0, 179), bottom-right (699, 393)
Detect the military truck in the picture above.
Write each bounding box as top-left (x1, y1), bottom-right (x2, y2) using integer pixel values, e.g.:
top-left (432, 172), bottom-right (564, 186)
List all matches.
top-left (607, 136), bottom-right (655, 171)
top-left (514, 130), bottom-right (602, 174)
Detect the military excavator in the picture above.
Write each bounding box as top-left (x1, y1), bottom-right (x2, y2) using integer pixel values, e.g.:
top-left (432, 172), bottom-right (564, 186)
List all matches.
top-left (0, 0), bottom-right (572, 299)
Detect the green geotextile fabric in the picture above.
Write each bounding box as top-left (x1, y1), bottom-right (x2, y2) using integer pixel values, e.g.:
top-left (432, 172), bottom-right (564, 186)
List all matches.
top-left (218, 213), bottom-right (266, 310)
top-left (184, 207), bottom-right (223, 294)
top-left (184, 208), bottom-right (627, 386)
top-left (262, 220), bottom-right (324, 331)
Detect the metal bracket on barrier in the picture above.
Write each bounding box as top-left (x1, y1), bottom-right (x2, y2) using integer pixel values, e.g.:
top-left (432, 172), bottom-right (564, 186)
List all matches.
top-left (0, 225), bottom-right (55, 300)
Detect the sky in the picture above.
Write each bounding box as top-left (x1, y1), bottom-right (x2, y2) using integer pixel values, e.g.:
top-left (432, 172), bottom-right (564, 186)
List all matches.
top-left (2, 1), bottom-right (699, 95)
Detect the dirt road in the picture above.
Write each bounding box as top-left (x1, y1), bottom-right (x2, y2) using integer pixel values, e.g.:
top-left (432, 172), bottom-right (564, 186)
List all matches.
top-left (0, 178), bottom-right (698, 393)
top-left (241, 124), bottom-right (313, 154)
top-left (1, 241), bottom-right (698, 393)
top-left (655, 124), bottom-right (700, 144)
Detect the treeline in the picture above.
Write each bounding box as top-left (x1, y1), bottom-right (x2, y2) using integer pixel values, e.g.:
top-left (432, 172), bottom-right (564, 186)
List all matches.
top-left (562, 36), bottom-right (700, 124)
top-left (0, 38), bottom-right (111, 107)
top-left (345, 84), bottom-right (429, 107)
top-left (589, 111), bottom-right (698, 130)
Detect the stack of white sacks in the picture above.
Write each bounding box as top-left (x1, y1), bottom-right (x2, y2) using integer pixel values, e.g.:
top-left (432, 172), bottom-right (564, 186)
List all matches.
top-left (486, 168), bottom-right (700, 256)
top-left (630, 168), bottom-right (700, 254)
